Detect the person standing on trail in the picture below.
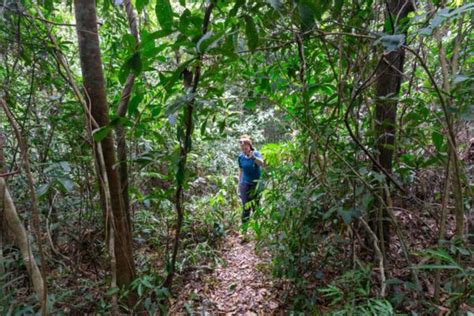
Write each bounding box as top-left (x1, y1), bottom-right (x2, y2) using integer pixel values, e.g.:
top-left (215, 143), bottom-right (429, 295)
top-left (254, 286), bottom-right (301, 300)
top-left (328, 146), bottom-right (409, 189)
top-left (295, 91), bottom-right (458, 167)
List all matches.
top-left (238, 135), bottom-right (264, 226)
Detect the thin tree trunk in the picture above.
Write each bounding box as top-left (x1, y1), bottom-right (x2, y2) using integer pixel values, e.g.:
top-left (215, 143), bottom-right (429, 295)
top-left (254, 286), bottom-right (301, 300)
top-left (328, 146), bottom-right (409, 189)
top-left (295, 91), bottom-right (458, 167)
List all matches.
top-left (163, 0), bottom-right (215, 290)
top-left (371, 0), bottom-right (414, 250)
top-left (73, 0), bottom-right (136, 304)
top-left (434, 151), bottom-right (451, 301)
top-left (436, 24), bottom-right (465, 241)
top-left (115, 0), bottom-right (140, 234)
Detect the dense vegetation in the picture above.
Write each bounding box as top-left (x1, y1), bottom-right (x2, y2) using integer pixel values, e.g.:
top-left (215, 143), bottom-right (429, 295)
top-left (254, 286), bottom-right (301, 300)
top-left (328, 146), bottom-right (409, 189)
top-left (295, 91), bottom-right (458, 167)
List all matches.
top-left (0, 0), bottom-right (472, 314)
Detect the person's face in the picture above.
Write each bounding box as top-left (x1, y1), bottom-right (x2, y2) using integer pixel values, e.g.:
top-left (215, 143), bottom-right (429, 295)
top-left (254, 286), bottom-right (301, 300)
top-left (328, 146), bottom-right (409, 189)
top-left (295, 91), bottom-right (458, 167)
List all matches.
top-left (240, 140), bottom-right (251, 154)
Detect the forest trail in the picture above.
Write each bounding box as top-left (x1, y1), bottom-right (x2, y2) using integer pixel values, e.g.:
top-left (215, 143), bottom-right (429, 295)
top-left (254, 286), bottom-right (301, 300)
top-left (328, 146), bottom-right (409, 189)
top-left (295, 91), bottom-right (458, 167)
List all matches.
top-left (169, 231), bottom-right (282, 315)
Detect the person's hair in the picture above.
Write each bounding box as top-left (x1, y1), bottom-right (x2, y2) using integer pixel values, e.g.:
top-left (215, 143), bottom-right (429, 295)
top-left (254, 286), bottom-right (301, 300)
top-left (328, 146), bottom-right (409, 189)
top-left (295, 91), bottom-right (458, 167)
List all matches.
top-left (239, 134), bottom-right (254, 150)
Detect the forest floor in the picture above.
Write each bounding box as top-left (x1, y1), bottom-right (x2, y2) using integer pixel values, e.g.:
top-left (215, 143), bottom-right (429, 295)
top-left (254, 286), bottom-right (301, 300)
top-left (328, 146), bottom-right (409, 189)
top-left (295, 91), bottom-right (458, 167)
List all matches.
top-left (169, 231), bottom-right (283, 315)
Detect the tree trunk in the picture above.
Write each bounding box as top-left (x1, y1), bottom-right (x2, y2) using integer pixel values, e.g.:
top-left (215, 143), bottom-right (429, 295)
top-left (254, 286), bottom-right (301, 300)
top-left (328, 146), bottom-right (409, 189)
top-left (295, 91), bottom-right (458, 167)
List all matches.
top-left (1, 178), bottom-right (45, 301)
top-left (115, 0), bottom-right (140, 235)
top-left (371, 0), bottom-right (414, 250)
top-left (0, 134), bottom-right (44, 303)
top-left (74, 0), bottom-right (136, 300)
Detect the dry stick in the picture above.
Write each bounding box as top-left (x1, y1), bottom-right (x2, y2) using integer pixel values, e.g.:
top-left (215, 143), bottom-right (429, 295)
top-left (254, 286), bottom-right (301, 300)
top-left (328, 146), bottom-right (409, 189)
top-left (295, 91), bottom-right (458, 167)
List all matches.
top-left (360, 218), bottom-right (386, 297)
top-left (0, 98), bottom-right (48, 315)
top-left (436, 27), bottom-right (466, 242)
top-left (45, 192), bottom-right (70, 263)
top-left (434, 151), bottom-right (451, 302)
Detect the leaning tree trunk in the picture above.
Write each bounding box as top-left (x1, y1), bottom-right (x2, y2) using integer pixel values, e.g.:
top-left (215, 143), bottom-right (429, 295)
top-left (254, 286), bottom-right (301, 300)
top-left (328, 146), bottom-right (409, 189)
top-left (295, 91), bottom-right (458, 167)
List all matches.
top-left (371, 0), bottom-right (414, 251)
top-left (0, 133), bottom-right (44, 304)
top-left (74, 0), bottom-right (136, 301)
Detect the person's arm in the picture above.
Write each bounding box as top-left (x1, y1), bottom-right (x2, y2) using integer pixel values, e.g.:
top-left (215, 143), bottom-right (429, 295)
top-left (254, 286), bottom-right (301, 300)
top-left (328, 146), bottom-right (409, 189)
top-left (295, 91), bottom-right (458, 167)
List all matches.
top-left (251, 151), bottom-right (264, 167)
top-left (238, 155), bottom-right (242, 183)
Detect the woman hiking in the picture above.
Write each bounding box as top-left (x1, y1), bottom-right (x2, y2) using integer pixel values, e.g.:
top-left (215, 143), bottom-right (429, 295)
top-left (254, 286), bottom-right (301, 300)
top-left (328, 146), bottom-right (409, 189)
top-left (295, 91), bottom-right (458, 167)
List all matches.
top-left (237, 135), bottom-right (264, 230)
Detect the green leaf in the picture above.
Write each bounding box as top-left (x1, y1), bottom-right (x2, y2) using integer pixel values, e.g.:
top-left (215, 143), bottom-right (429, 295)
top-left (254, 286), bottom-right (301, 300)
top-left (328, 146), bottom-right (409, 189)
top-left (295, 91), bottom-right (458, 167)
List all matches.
top-left (92, 126), bottom-right (111, 142)
top-left (453, 74), bottom-right (470, 85)
top-left (431, 131), bottom-right (444, 151)
top-left (220, 34), bottom-right (238, 59)
top-left (57, 177), bottom-right (74, 193)
top-left (461, 104), bottom-right (474, 121)
top-left (123, 33), bottom-right (137, 52)
top-left (376, 34), bottom-right (405, 52)
top-left (200, 117), bottom-right (208, 136)
top-left (229, 0), bottom-right (245, 17)
top-left (136, 0), bottom-right (149, 13)
top-left (323, 206), bottom-right (337, 220)
top-left (37, 183), bottom-right (52, 198)
top-left (128, 95), bottom-right (143, 116)
top-left (337, 207), bottom-right (352, 225)
top-left (244, 15), bottom-right (258, 52)
top-left (165, 94), bottom-right (194, 118)
top-left (244, 99), bottom-right (256, 110)
top-left (127, 52), bottom-right (142, 76)
top-left (156, 0), bottom-right (174, 31)
top-left (218, 119), bottom-right (226, 134)
top-left (333, 0), bottom-right (343, 15)
top-left (119, 63), bottom-right (131, 84)
top-left (143, 29), bottom-right (174, 44)
top-left (298, 2), bottom-right (315, 31)
top-left (106, 287), bottom-right (120, 296)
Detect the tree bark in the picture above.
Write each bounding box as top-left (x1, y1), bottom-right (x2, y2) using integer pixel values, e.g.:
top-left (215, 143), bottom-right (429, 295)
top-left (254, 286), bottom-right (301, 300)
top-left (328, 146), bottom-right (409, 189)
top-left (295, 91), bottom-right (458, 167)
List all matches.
top-left (1, 178), bottom-right (45, 301)
top-left (371, 0), bottom-right (414, 249)
top-left (74, 0), bottom-right (136, 301)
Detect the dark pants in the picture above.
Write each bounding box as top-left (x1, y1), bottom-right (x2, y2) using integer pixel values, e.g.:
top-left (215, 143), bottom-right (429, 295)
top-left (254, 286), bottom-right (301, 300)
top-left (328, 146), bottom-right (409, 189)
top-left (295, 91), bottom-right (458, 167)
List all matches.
top-left (239, 182), bottom-right (258, 223)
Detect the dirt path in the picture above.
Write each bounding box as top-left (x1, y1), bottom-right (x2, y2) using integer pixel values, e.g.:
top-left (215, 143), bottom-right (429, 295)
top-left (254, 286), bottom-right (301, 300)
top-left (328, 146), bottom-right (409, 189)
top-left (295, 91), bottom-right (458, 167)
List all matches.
top-left (169, 232), bottom-right (282, 315)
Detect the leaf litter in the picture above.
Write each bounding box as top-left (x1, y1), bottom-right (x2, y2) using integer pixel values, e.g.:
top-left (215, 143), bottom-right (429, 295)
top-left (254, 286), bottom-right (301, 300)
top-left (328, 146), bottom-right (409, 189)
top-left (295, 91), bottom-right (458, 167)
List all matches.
top-left (169, 231), bottom-right (282, 315)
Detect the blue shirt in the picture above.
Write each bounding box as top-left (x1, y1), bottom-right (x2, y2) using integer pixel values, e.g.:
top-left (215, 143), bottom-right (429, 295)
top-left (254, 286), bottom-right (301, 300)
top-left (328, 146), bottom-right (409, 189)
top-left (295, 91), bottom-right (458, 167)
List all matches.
top-left (238, 151), bottom-right (263, 185)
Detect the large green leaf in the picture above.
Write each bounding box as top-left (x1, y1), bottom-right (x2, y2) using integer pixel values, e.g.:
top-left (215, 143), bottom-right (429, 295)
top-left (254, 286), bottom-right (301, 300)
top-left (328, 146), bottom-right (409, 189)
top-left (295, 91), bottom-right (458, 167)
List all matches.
top-left (156, 0), bottom-right (174, 31)
top-left (244, 15), bottom-right (258, 52)
top-left (376, 34), bottom-right (405, 52)
top-left (298, 2), bottom-right (315, 31)
top-left (136, 0), bottom-right (149, 13)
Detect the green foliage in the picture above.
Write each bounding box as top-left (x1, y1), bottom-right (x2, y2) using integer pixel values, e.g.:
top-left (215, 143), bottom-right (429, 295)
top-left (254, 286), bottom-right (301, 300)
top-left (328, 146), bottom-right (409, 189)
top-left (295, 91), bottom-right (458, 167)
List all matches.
top-left (319, 267), bottom-right (395, 315)
top-left (0, 0), bottom-right (472, 313)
